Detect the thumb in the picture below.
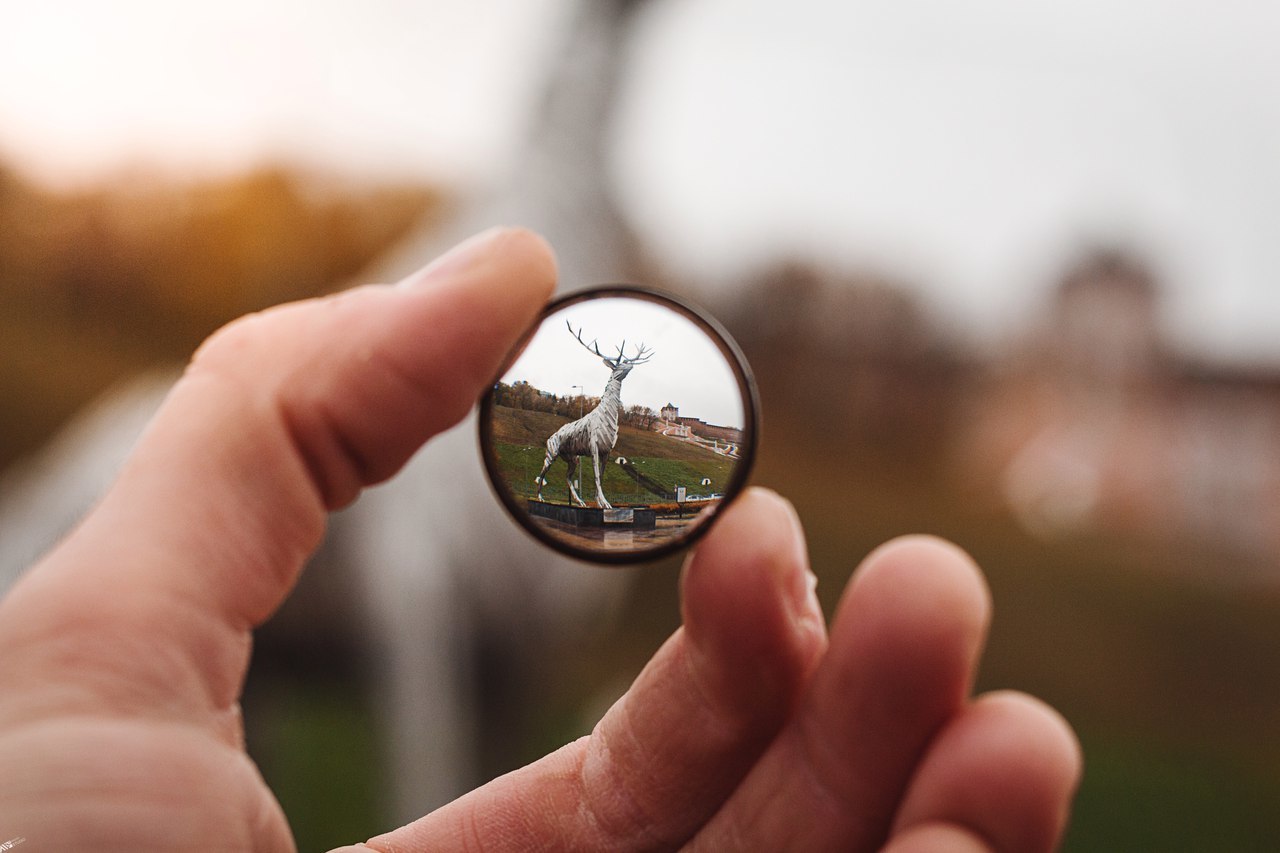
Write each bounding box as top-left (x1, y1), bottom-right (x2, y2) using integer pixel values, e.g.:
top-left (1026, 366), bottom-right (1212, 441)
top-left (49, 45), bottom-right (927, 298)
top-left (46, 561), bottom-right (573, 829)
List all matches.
top-left (0, 227), bottom-right (555, 717)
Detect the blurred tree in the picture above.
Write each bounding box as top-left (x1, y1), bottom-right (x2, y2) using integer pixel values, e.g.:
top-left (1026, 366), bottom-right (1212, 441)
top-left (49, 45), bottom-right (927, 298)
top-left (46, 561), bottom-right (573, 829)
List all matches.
top-left (0, 162), bottom-right (441, 470)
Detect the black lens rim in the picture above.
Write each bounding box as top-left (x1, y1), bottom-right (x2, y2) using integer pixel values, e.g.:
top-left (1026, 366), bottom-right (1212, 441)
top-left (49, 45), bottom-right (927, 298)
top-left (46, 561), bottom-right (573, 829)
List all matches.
top-left (477, 284), bottom-right (760, 566)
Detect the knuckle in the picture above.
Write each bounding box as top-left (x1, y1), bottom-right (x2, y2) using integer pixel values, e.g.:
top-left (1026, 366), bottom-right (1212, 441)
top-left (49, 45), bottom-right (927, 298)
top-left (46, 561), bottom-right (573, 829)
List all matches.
top-left (190, 309), bottom-right (277, 374)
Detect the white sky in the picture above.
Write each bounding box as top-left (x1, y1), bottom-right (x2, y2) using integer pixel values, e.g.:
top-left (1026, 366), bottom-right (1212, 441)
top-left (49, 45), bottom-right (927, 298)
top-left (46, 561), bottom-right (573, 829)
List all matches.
top-left (500, 296), bottom-right (746, 429)
top-left (0, 0), bottom-right (562, 185)
top-left (1, 0), bottom-right (1278, 362)
top-left (617, 0), bottom-right (1280, 363)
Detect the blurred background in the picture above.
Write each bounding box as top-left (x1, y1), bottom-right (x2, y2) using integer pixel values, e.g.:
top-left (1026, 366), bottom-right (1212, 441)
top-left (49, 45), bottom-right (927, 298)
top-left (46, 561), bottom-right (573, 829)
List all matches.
top-left (2, 0), bottom-right (1279, 848)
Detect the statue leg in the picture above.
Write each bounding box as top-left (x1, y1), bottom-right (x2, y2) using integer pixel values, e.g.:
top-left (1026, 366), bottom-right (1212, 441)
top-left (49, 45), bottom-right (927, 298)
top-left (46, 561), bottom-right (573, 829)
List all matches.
top-left (593, 449), bottom-right (612, 509)
top-left (567, 456), bottom-right (587, 507)
top-left (536, 452), bottom-right (555, 502)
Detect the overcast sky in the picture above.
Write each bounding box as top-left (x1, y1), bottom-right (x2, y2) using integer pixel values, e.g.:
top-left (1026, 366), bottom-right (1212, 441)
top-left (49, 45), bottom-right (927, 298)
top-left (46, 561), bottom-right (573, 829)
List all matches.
top-left (500, 296), bottom-right (747, 429)
top-left (2, 0), bottom-right (1277, 362)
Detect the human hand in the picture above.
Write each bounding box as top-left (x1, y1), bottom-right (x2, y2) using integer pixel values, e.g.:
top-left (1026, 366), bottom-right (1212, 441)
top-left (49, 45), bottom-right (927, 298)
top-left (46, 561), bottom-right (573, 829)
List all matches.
top-left (0, 228), bottom-right (1079, 851)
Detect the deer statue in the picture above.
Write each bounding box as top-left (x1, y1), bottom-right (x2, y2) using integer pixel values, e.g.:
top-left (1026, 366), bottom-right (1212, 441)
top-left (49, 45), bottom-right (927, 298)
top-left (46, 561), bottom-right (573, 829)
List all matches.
top-left (536, 322), bottom-right (653, 508)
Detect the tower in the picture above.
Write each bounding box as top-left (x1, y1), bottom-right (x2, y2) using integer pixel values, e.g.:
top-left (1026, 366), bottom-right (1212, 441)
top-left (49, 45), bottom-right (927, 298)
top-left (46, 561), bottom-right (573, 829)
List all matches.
top-left (346, 0), bottom-right (651, 819)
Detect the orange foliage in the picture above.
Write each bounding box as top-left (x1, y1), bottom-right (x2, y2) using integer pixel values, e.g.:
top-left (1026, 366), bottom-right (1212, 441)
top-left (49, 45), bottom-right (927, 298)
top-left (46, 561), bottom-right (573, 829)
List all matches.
top-left (0, 162), bottom-right (443, 468)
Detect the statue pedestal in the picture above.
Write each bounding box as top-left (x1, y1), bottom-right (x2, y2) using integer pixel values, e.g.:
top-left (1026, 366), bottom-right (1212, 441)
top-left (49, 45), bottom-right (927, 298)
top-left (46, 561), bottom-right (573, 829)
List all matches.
top-left (527, 500), bottom-right (656, 529)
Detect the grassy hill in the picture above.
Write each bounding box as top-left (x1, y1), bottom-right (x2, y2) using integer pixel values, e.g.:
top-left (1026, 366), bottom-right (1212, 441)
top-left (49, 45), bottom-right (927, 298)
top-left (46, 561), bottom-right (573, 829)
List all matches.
top-left (488, 405), bottom-right (735, 505)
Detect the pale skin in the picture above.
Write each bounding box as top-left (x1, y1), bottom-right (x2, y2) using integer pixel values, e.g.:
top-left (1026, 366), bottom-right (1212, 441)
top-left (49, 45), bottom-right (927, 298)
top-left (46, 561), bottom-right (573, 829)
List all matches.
top-left (0, 228), bottom-right (1081, 851)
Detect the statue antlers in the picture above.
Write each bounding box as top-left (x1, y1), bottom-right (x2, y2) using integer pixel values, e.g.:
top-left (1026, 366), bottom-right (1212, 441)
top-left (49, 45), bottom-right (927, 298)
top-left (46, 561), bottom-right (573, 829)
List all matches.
top-left (566, 321), bottom-right (653, 371)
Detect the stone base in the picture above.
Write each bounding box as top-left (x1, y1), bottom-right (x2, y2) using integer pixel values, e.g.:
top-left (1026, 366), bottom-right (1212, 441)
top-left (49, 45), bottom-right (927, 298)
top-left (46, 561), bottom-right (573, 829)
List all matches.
top-left (527, 500), bottom-right (656, 529)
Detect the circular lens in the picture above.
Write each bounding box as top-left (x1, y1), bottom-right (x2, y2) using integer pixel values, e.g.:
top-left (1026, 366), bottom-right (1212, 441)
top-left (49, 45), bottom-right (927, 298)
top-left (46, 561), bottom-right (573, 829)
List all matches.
top-left (478, 286), bottom-right (759, 564)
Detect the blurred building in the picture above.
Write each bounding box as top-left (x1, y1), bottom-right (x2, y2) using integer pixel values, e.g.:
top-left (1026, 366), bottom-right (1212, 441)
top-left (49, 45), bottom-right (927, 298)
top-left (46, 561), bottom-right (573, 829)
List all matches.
top-left (964, 250), bottom-right (1280, 561)
top-left (719, 247), bottom-right (1280, 565)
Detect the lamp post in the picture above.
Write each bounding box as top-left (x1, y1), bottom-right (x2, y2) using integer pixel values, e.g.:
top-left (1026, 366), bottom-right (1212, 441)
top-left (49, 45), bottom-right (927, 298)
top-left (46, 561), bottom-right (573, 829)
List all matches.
top-left (571, 385), bottom-right (583, 496)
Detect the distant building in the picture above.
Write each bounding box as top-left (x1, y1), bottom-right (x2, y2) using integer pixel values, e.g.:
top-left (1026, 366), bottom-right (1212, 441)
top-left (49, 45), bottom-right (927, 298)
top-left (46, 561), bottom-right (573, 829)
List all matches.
top-left (659, 402), bottom-right (741, 444)
top-left (677, 416), bottom-right (743, 445)
top-left (960, 248), bottom-right (1280, 560)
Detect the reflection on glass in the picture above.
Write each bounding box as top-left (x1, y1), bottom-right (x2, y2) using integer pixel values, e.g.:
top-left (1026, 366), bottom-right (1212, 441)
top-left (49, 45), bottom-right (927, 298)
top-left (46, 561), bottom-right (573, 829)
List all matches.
top-left (479, 287), bottom-right (757, 564)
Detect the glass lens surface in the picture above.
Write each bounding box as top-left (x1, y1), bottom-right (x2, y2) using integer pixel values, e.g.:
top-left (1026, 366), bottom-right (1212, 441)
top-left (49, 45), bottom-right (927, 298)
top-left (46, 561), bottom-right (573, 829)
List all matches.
top-left (479, 287), bottom-right (757, 564)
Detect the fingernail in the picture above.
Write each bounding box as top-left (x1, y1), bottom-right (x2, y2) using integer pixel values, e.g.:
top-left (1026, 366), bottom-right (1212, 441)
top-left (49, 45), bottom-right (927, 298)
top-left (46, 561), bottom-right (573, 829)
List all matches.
top-left (399, 226), bottom-right (508, 288)
top-left (791, 561), bottom-right (824, 641)
top-left (771, 492), bottom-right (824, 634)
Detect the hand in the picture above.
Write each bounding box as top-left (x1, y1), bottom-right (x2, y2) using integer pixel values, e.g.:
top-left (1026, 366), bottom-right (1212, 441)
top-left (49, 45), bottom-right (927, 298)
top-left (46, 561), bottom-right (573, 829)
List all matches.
top-left (0, 228), bottom-right (1079, 851)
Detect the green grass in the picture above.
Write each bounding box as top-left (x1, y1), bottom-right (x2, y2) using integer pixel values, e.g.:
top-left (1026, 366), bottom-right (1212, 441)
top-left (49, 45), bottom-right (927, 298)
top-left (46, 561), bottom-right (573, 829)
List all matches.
top-left (490, 405), bottom-right (735, 505)
top-left (1065, 738), bottom-right (1280, 851)
top-left (246, 672), bottom-right (384, 851)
